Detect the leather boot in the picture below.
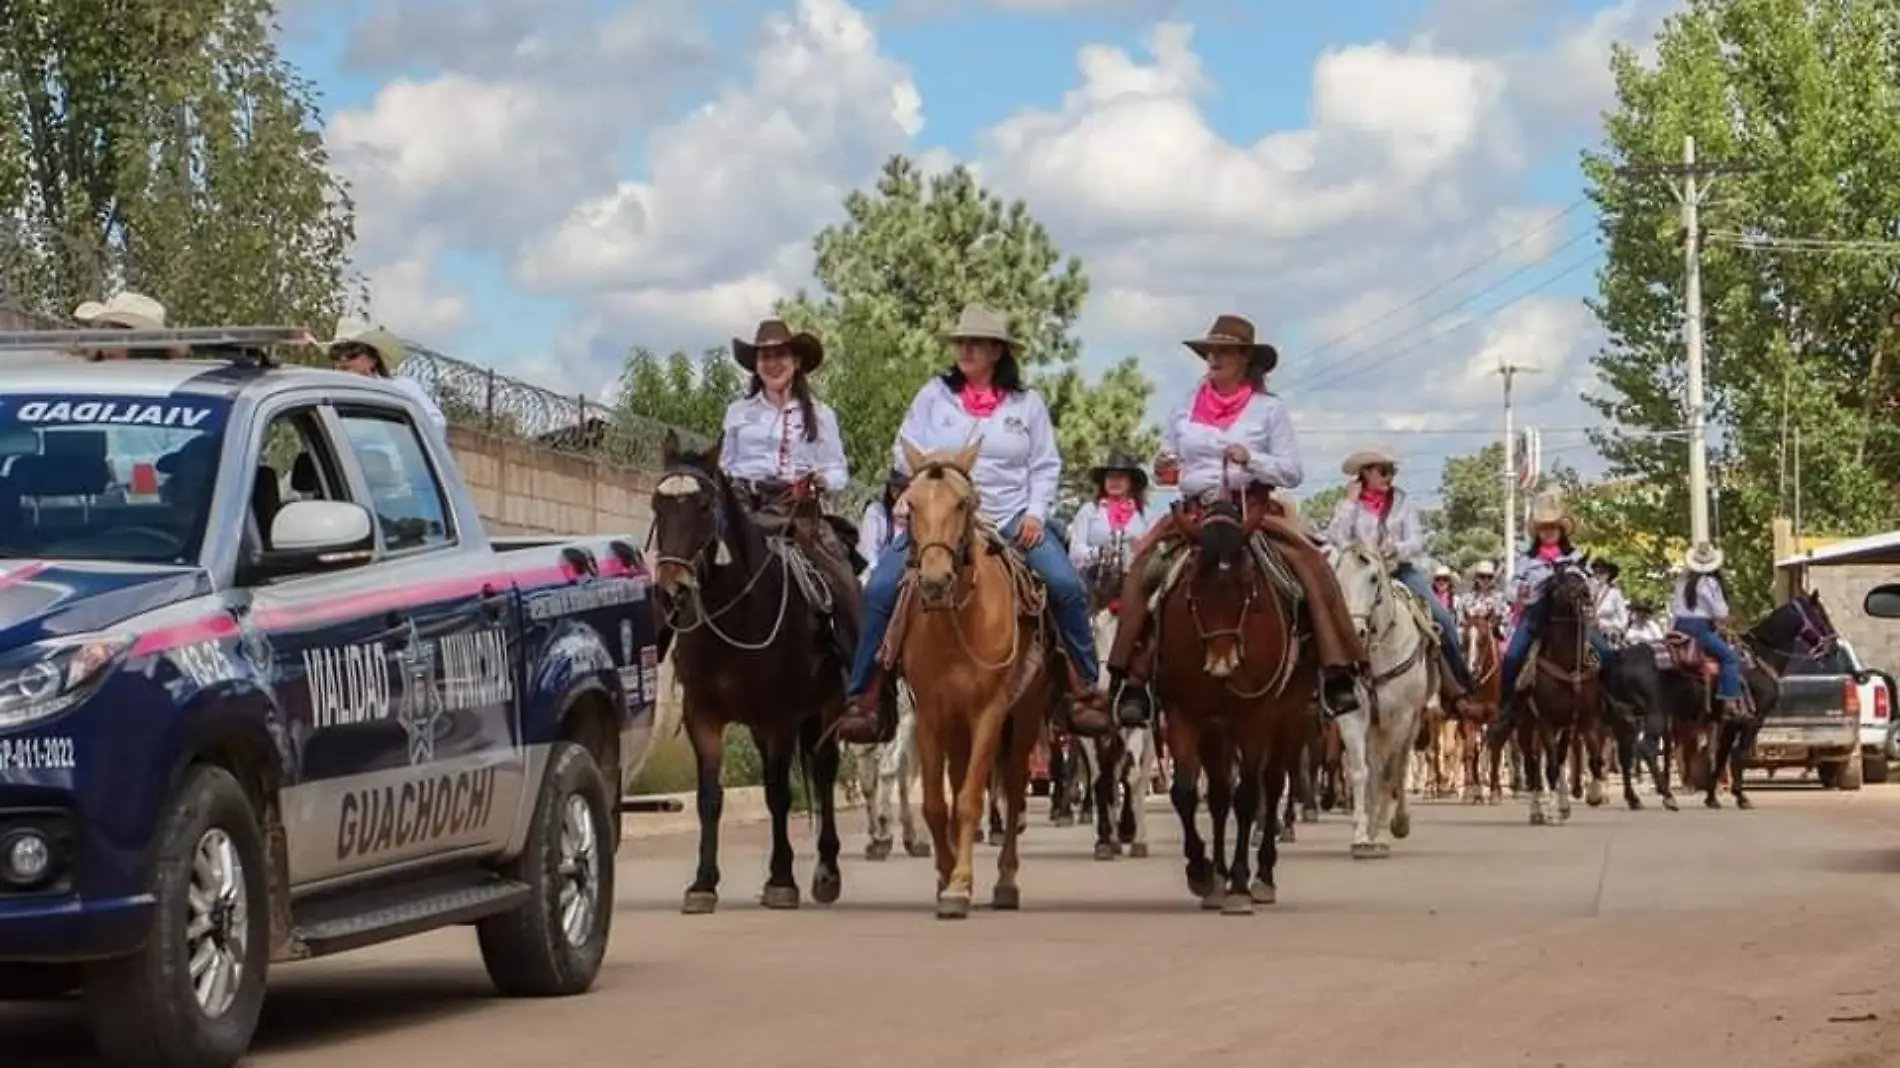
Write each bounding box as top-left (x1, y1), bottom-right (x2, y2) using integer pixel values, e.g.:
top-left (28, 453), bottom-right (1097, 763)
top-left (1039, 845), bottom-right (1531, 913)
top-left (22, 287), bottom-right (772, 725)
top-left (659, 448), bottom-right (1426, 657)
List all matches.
top-left (1062, 662), bottom-right (1116, 738)
top-left (836, 672), bottom-right (886, 746)
top-left (1318, 668), bottom-right (1360, 718)
top-left (1112, 672), bottom-right (1152, 728)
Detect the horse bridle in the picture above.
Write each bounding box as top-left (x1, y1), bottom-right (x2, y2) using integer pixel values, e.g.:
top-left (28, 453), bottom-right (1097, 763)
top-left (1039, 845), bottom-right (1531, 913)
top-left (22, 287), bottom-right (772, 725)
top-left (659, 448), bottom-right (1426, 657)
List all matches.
top-left (903, 461), bottom-right (979, 579)
top-left (650, 466), bottom-right (733, 575)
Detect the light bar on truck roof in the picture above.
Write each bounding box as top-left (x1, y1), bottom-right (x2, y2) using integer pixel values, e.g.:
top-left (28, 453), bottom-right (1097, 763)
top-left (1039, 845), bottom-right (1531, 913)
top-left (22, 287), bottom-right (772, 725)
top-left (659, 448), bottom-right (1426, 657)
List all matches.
top-left (0, 326), bottom-right (312, 368)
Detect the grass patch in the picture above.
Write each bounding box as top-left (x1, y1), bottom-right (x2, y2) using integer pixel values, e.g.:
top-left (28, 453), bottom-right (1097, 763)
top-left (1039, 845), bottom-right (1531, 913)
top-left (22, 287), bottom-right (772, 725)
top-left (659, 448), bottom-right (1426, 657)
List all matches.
top-left (626, 724), bottom-right (827, 812)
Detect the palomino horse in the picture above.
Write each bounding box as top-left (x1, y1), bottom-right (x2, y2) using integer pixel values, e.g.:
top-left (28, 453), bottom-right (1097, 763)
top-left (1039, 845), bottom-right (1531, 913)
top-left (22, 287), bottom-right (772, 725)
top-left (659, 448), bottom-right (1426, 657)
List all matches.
top-left (890, 441), bottom-right (1052, 919)
top-left (849, 681), bottom-right (931, 860)
top-left (1459, 608), bottom-right (1507, 804)
top-left (1328, 542), bottom-right (1436, 858)
top-left (1514, 563), bottom-right (1599, 826)
top-left (1077, 529), bottom-right (1157, 861)
top-left (650, 433), bottom-right (846, 913)
top-left (1152, 497), bottom-right (1315, 914)
top-left (1605, 591), bottom-right (1839, 810)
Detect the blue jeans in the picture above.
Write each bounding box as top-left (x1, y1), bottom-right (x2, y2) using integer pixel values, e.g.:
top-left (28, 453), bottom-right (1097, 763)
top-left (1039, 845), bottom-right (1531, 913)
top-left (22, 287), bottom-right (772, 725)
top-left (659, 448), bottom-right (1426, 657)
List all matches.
top-left (1671, 616), bottom-right (1744, 700)
top-left (1500, 601), bottom-right (1616, 696)
top-left (1393, 563), bottom-right (1473, 691)
top-left (847, 515), bottom-right (1099, 698)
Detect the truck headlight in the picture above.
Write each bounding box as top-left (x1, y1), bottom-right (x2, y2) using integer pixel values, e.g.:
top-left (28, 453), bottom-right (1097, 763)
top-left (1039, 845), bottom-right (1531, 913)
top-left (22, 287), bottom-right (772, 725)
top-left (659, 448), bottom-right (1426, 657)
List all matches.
top-left (0, 636), bottom-right (128, 729)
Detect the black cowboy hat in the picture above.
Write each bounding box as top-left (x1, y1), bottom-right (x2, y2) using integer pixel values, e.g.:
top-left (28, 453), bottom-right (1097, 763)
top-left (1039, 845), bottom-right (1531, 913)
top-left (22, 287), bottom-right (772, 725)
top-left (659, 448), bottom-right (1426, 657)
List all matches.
top-left (1590, 558), bottom-right (1621, 581)
top-left (885, 467), bottom-right (911, 491)
top-left (1088, 449), bottom-right (1149, 493)
top-left (1183, 313), bottom-right (1279, 375)
top-left (732, 318), bottom-right (824, 374)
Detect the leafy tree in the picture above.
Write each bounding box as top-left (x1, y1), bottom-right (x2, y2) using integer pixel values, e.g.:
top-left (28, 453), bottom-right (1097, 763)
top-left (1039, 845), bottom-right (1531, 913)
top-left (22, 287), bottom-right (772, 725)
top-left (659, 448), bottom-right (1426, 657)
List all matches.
top-left (0, 0), bottom-right (358, 327)
top-left (778, 155), bottom-right (1157, 496)
top-left (1427, 443), bottom-right (1507, 573)
top-left (1550, 464), bottom-right (1675, 610)
top-left (1584, 0), bottom-right (1900, 615)
top-left (1040, 357), bottom-right (1162, 515)
top-left (1297, 483), bottom-right (1349, 529)
top-left (613, 347), bottom-right (745, 440)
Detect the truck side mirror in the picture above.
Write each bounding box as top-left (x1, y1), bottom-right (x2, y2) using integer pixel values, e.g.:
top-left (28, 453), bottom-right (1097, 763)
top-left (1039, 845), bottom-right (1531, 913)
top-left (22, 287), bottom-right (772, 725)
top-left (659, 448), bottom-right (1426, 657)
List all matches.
top-left (246, 500), bottom-right (375, 582)
top-left (1863, 583), bottom-right (1900, 619)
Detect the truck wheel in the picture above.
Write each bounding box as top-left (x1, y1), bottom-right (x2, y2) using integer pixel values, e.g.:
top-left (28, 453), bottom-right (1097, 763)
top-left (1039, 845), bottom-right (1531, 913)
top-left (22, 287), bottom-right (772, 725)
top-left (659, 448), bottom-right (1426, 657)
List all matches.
top-left (478, 741), bottom-right (615, 997)
top-left (82, 765), bottom-right (270, 1068)
top-left (1839, 754), bottom-right (1865, 792)
top-left (1864, 755), bottom-right (1890, 785)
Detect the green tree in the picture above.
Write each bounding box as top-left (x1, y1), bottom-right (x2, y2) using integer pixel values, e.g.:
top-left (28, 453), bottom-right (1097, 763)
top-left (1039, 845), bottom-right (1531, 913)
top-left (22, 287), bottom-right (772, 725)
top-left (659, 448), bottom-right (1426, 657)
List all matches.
top-left (1584, 0), bottom-right (1900, 615)
top-left (778, 155), bottom-right (1157, 496)
top-left (1040, 357), bottom-right (1163, 516)
top-left (1297, 483), bottom-right (1349, 529)
top-left (1550, 464), bottom-right (1675, 610)
top-left (0, 0), bottom-right (358, 326)
top-left (1428, 443), bottom-right (1507, 572)
top-left (613, 347), bottom-right (745, 440)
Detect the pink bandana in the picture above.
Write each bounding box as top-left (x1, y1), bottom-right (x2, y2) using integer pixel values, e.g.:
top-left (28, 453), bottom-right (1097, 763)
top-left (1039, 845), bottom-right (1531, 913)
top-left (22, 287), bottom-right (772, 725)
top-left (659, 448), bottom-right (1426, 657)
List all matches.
top-left (1189, 379), bottom-right (1254, 430)
top-left (1358, 486), bottom-right (1391, 517)
top-left (1103, 497), bottom-right (1137, 531)
top-left (1535, 542), bottom-right (1562, 562)
top-left (959, 384), bottom-right (1003, 418)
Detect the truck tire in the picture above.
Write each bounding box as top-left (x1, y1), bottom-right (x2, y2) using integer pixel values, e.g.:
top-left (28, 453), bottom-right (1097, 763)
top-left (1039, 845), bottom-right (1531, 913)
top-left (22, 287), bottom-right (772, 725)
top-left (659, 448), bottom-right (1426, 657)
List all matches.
top-left (82, 765), bottom-right (271, 1068)
top-left (1865, 755), bottom-right (1890, 785)
top-left (478, 741), bottom-right (614, 997)
top-left (1839, 754), bottom-right (1865, 792)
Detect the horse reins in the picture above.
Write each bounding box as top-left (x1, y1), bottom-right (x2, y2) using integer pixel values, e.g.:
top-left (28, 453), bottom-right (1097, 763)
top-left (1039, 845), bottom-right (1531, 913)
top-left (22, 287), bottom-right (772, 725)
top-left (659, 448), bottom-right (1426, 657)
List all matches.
top-left (650, 468), bottom-right (795, 651)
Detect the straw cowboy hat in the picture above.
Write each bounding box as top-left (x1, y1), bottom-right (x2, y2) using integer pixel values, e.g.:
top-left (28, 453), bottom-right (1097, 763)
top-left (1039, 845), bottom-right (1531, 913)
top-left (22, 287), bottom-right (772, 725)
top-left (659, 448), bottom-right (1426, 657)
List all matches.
top-left (73, 292), bottom-right (167, 331)
top-left (940, 305), bottom-right (1014, 349)
top-left (1432, 564), bottom-right (1455, 581)
top-left (732, 318), bottom-right (823, 374)
top-left (1341, 444), bottom-right (1400, 477)
top-left (1684, 541), bottom-right (1724, 574)
top-left (1525, 490), bottom-right (1575, 536)
top-left (1183, 313), bottom-right (1279, 374)
top-left (1088, 449), bottom-right (1149, 494)
top-left (1471, 559), bottom-right (1497, 578)
top-left (324, 317), bottom-right (407, 374)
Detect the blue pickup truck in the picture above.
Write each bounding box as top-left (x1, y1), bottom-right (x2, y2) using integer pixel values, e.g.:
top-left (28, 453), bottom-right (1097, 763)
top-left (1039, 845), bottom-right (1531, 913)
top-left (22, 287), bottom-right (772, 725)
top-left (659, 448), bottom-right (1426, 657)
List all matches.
top-left (0, 328), bottom-right (658, 1067)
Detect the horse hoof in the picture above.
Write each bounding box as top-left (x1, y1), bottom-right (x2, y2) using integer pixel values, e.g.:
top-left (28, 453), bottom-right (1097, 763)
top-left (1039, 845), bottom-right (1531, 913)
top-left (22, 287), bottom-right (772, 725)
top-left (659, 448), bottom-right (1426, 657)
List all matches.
top-left (1277, 826), bottom-right (1296, 844)
top-left (1586, 790), bottom-right (1606, 808)
top-left (1187, 869), bottom-right (1218, 899)
top-left (1373, 842), bottom-right (1392, 856)
top-left (1390, 813), bottom-right (1411, 840)
top-left (1737, 795), bottom-right (1755, 811)
top-left (1350, 842), bottom-right (1379, 859)
top-left (1557, 807), bottom-right (1572, 823)
top-left (1663, 796), bottom-right (1680, 812)
top-left (991, 885), bottom-right (1021, 911)
top-left (937, 893), bottom-right (972, 920)
top-left (681, 889), bottom-right (718, 915)
top-left (762, 884), bottom-right (801, 910)
top-left (1704, 797), bottom-right (1722, 810)
top-left (1626, 797), bottom-right (1644, 812)
top-left (1052, 814), bottom-right (1075, 828)
top-left (864, 840), bottom-right (892, 861)
top-left (1249, 879), bottom-right (1277, 905)
top-left (1300, 806), bottom-right (1319, 824)
top-left (1529, 810), bottom-right (1547, 826)
top-left (811, 868), bottom-right (842, 906)
top-left (1129, 842), bottom-right (1150, 858)
top-left (1093, 842), bottom-right (1116, 861)
top-left (905, 839), bottom-right (932, 858)
top-left (1221, 893), bottom-right (1254, 916)
top-left (1200, 892), bottom-right (1225, 911)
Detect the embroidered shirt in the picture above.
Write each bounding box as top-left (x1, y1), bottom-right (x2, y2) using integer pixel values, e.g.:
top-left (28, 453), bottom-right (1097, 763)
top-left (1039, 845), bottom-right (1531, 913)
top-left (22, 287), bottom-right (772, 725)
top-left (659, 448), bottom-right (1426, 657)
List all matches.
top-left (720, 394), bottom-right (849, 490)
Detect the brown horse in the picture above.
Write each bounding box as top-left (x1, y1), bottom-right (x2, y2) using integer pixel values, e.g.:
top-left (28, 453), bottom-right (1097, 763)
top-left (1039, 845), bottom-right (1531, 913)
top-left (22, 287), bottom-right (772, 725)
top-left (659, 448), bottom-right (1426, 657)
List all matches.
top-left (1515, 563), bottom-right (1599, 826)
top-left (891, 441), bottom-right (1051, 919)
top-left (649, 432), bottom-right (847, 914)
top-left (1459, 610), bottom-right (1506, 804)
top-left (1152, 498), bottom-right (1316, 914)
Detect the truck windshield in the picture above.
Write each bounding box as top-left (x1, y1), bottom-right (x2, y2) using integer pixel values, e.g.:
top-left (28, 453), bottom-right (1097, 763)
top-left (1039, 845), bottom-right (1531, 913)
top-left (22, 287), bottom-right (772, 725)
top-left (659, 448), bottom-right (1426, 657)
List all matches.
top-left (0, 393), bottom-right (230, 564)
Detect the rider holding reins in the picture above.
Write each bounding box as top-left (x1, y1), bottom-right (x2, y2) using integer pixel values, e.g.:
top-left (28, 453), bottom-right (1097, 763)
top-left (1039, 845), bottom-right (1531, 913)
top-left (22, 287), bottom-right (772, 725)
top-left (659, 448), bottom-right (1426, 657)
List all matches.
top-left (1100, 313), bottom-right (1366, 727)
top-left (1670, 542), bottom-right (1746, 720)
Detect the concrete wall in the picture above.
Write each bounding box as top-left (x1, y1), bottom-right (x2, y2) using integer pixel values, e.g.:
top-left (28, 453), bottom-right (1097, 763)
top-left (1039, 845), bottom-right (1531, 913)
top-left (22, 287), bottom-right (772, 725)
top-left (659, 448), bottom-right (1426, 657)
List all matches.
top-left (1802, 563), bottom-right (1900, 676)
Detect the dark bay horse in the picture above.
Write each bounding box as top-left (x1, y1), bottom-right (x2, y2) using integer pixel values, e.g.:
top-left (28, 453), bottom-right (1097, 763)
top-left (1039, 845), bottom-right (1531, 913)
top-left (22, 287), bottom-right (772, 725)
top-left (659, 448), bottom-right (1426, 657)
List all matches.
top-left (1077, 530), bottom-right (1156, 860)
top-left (1515, 563), bottom-right (1599, 826)
top-left (1460, 608), bottom-right (1507, 804)
top-left (1601, 591), bottom-right (1839, 810)
top-left (1151, 498), bottom-right (1315, 914)
top-left (649, 432), bottom-right (846, 914)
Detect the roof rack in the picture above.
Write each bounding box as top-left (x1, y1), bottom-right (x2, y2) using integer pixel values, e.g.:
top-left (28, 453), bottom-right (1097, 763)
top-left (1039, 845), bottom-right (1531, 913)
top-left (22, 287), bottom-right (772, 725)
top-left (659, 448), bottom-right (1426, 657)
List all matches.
top-left (0, 326), bottom-right (312, 368)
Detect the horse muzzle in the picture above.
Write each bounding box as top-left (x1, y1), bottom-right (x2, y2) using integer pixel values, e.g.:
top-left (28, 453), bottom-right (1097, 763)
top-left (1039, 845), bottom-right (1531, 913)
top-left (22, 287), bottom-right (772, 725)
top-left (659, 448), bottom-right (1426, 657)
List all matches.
top-left (918, 574), bottom-right (956, 609)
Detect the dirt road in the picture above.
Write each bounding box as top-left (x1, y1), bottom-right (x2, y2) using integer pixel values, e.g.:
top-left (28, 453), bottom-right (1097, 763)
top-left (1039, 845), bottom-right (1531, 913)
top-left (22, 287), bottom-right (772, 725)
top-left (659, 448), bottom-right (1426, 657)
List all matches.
top-left (12, 784), bottom-right (1900, 1067)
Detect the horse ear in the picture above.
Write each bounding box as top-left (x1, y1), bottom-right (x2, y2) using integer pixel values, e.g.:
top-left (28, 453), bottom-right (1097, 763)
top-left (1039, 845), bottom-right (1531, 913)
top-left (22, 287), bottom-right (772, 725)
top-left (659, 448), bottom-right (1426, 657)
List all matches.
top-left (952, 439), bottom-right (982, 474)
top-left (900, 438), bottom-right (927, 476)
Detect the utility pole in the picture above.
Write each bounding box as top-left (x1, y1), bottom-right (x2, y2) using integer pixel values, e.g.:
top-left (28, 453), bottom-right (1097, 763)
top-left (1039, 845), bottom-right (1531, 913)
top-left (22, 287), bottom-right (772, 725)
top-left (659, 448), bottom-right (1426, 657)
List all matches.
top-left (1498, 361), bottom-right (1540, 585)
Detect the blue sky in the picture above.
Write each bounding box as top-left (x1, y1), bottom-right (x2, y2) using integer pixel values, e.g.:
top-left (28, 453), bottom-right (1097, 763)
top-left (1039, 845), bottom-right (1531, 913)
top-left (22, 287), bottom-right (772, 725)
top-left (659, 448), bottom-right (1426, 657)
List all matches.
top-left (280, 0), bottom-right (1677, 504)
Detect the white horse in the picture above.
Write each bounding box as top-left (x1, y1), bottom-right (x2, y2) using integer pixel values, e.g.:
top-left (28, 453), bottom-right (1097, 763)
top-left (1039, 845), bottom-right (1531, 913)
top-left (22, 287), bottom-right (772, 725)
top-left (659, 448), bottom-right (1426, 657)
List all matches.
top-left (847, 682), bottom-right (930, 860)
top-left (1329, 541), bottom-right (1438, 859)
top-left (1077, 530), bottom-right (1157, 862)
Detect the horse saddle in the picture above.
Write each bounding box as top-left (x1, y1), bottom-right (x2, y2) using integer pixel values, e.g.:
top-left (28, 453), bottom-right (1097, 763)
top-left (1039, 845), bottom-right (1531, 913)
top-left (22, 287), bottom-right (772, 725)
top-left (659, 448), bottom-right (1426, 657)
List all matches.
top-left (877, 520), bottom-right (1053, 671)
top-left (741, 483), bottom-right (869, 576)
top-left (1653, 631), bottom-right (1719, 677)
top-left (1388, 581), bottom-right (1442, 643)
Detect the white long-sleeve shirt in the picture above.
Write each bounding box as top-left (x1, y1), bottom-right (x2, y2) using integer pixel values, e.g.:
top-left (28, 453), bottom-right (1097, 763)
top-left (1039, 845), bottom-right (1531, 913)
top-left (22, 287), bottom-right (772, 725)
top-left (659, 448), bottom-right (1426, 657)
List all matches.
top-left (1066, 500), bottom-right (1155, 570)
top-left (1325, 490), bottom-right (1425, 564)
top-left (1594, 585), bottom-right (1631, 634)
top-left (1513, 546), bottom-right (1585, 609)
top-left (720, 394), bottom-right (849, 491)
top-left (390, 375), bottom-right (447, 434)
top-left (857, 500), bottom-right (901, 575)
top-left (1670, 573), bottom-right (1730, 621)
top-left (1162, 391), bottom-right (1302, 498)
top-left (890, 378), bottom-right (1059, 525)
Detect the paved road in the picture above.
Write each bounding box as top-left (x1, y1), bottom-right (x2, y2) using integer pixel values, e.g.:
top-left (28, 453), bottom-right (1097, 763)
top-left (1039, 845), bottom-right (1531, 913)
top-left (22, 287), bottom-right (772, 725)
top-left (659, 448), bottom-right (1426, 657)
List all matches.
top-left (13, 784), bottom-right (1900, 1068)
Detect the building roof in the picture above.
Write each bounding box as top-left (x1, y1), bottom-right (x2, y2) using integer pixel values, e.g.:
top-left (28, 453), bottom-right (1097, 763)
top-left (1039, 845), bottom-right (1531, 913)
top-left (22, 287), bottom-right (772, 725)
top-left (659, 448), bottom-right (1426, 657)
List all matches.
top-left (1775, 528), bottom-right (1900, 568)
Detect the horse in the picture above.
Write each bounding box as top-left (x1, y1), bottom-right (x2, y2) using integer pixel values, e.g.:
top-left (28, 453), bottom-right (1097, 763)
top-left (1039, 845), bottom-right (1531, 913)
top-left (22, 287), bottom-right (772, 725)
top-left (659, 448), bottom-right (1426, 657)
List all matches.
top-left (888, 441), bottom-right (1054, 919)
top-left (848, 680), bottom-right (931, 860)
top-left (649, 432), bottom-right (846, 913)
top-left (1328, 542), bottom-right (1437, 858)
top-left (1513, 563), bottom-right (1599, 826)
top-left (1458, 608), bottom-right (1507, 804)
top-left (1076, 529), bottom-right (1157, 861)
top-left (1150, 496), bottom-right (1315, 913)
top-left (1603, 591), bottom-right (1840, 810)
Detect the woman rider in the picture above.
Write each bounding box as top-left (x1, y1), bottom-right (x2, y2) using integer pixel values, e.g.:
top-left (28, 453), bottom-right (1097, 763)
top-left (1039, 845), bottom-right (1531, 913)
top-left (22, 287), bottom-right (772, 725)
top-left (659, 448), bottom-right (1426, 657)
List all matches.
top-left (1591, 558), bottom-right (1630, 646)
top-left (856, 468), bottom-right (911, 578)
top-left (1485, 492), bottom-right (1617, 746)
top-left (1068, 450), bottom-right (1156, 588)
top-left (1325, 445), bottom-right (1475, 710)
top-left (1670, 542), bottom-right (1746, 720)
top-left (834, 305), bottom-right (1113, 746)
top-left (1101, 313), bottom-right (1366, 727)
top-left (1430, 566), bottom-right (1457, 615)
top-left (718, 318), bottom-right (860, 672)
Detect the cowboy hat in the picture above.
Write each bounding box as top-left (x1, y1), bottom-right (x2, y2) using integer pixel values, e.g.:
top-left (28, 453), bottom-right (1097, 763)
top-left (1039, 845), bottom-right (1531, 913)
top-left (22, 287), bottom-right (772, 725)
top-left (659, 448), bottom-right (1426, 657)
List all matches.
top-left (885, 467), bottom-right (911, 491)
top-left (1684, 541), bottom-right (1724, 574)
top-left (940, 305), bottom-right (1014, 347)
top-left (73, 291), bottom-right (167, 331)
top-left (1432, 564), bottom-right (1455, 581)
top-left (1088, 449), bottom-right (1149, 493)
top-left (732, 318), bottom-right (823, 374)
top-left (323, 317), bottom-right (407, 374)
top-left (1525, 490), bottom-right (1574, 536)
top-left (1591, 558), bottom-right (1621, 580)
top-left (1183, 313), bottom-right (1279, 374)
top-left (1341, 445), bottom-right (1400, 477)
top-left (1471, 559), bottom-right (1497, 577)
